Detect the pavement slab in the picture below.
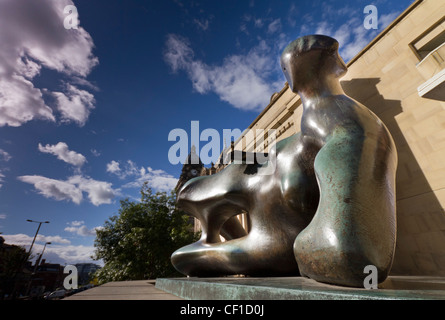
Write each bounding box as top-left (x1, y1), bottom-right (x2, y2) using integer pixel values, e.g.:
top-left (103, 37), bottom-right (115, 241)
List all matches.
top-left (64, 280), bottom-right (183, 300)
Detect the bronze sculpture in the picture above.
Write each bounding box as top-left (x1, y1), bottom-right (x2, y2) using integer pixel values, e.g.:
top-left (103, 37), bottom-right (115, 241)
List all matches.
top-left (171, 35), bottom-right (397, 287)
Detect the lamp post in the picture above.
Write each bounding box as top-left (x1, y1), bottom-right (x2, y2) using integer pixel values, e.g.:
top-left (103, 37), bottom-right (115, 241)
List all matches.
top-left (26, 219), bottom-right (49, 259)
top-left (33, 242), bottom-right (51, 273)
top-left (27, 241), bottom-right (52, 296)
top-left (24, 220), bottom-right (49, 297)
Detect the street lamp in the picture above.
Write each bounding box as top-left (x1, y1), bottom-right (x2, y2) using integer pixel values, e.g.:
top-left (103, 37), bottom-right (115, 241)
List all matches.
top-left (26, 219), bottom-right (50, 258)
top-left (33, 242), bottom-right (51, 273)
top-left (24, 220), bottom-right (49, 298)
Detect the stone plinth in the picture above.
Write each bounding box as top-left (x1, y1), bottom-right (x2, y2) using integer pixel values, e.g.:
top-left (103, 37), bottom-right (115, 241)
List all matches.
top-left (156, 276), bottom-right (445, 300)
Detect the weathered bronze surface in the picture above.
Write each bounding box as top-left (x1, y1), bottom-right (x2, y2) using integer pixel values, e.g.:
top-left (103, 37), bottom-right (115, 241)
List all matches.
top-left (171, 35), bottom-right (397, 287)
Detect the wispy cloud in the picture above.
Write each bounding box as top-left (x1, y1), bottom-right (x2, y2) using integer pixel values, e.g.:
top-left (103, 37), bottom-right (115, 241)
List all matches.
top-left (164, 34), bottom-right (282, 111)
top-left (0, 149), bottom-right (12, 162)
top-left (0, 149), bottom-right (11, 189)
top-left (286, 3), bottom-right (299, 28)
top-left (379, 12), bottom-right (399, 30)
top-left (299, 5), bottom-right (402, 62)
top-left (0, 172), bottom-right (5, 189)
top-left (193, 18), bottom-right (210, 31)
top-left (90, 149), bottom-right (101, 157)
top-left (267, 18), bottom-right (282, 34)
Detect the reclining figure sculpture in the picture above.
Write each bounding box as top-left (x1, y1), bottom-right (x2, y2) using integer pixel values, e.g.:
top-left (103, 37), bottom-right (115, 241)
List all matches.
top-left (171, 35), bottom-right (397, 287)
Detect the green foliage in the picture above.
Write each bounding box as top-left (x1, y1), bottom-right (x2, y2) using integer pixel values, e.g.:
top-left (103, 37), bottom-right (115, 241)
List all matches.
top-left (0, 245), bottom-right (28, 277)
top-left (93, 183), bottom-right (199, 284)
top-left (0, 243), bottom-right (29, 296)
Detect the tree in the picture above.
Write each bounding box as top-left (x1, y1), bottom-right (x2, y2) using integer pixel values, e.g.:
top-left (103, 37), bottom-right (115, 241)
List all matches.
top-left (93, 183), bottom-right (199, 283)
top-left (0, 239), bottom-right (30, 298)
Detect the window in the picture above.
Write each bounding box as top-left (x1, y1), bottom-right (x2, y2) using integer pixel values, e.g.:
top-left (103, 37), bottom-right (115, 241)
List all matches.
top-left (411, 17), bottom-right (445, 61)
top-left (412, 17), bottom-right (445, 101)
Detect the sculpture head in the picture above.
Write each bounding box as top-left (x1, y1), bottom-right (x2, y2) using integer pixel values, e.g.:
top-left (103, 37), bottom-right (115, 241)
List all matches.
top-left (280, 35), bottom-right (347, 94)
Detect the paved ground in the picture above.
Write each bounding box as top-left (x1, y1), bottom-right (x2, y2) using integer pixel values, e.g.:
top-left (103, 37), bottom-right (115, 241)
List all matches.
top-left (63, 279), bottom-right (182, 300)
top-left (64, 276), bottom-right (445, 300)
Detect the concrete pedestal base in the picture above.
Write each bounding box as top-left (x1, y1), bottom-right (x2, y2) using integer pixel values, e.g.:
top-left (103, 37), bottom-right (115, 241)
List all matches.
top-left (156, 276), bottom-right (445, 300)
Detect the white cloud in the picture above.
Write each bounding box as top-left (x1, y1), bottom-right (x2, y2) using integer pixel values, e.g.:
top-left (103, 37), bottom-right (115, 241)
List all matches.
top-left (164, 34), bottom-right (282, 111)
top-left (0, 75), bottom-right (56, 127)
top-left (2, 233), bottom-right (70, 246)
top-left (68, 175), bottom-right (116, 206)
top-left (340, 19), bottom-right (375, 61)
top-left (18, 174), bottom-right (116, 206)
top-left (108, 160), bottom-right (178, 192)
top-left (65, 221), bottom-right (102, 237)
top-left (38, 142), bottom-right (86, 167)
top-left (333, 23), bottom-right (352, 48)
top-left (69, 220), bottom-right (84, 227)
top-left (16, 56), bottom-right (42, 79)
top-left (45, 244), bottom-right (98, 265)
top-left (315, 21), bottom-right (331, 35)
top-left (107, 160), bottom-right (140, 179)
top-left (39, 235), bottom-right (72, 245)
top-left (0, 0), bottom-right (98, 127)
top-left (163, 34), bottom-right (194, 73)
top-left (52, 83), bottom-right (96, 126)
top-left (0, 214), bottom-right (6, 219)
top-left (122, 166), bottom-right (178, 192)
top-left (18, 175), bottom-right (83, 204)
top-left (106, 160), bottom-right (121, 174)
top-left (1, 233), bottom-right (98, 265)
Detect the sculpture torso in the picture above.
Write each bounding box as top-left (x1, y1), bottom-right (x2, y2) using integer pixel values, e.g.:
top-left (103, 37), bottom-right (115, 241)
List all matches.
top-left (171, 35), bottom-right (398, 287)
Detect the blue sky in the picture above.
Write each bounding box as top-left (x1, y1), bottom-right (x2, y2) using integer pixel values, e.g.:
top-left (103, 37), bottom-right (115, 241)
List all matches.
top-left (0, 0), bottom-right (414, 265)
